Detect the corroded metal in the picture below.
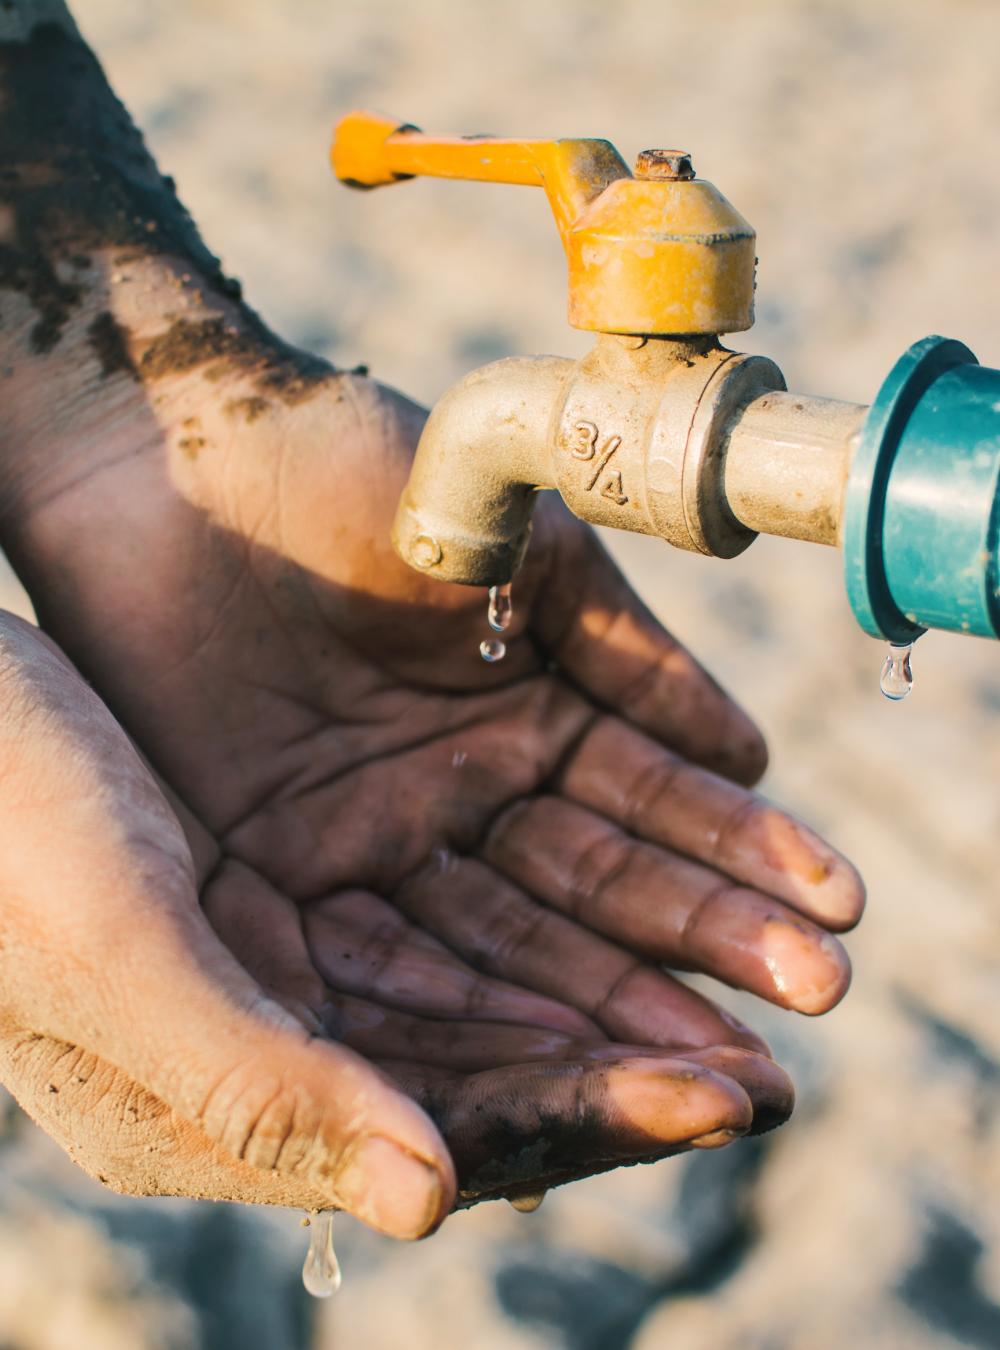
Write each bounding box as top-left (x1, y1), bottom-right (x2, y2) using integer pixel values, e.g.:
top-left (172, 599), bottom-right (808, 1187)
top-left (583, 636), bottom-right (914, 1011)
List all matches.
top-left (724, 392), bottom-right (867, 547)
top-left (635, 149), bottom-right (695, 181)
top-left (331, 111), bottom-right (756, 336)
top-left (391, 356), bottom-right (572, 586)
top-left (390, 334), bottom-right (866, 586)
top-left (334, 111), bottom-right (870, 589)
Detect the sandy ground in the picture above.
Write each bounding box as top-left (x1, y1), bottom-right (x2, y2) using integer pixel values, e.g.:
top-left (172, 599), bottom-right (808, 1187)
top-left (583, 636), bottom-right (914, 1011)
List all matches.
top-left (1, 2), bottom-right (999, 1347)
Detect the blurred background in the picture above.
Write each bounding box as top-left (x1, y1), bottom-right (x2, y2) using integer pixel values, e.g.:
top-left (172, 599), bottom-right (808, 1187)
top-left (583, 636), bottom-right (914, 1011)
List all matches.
top-left (1, 1), bottom-right (999, 1346)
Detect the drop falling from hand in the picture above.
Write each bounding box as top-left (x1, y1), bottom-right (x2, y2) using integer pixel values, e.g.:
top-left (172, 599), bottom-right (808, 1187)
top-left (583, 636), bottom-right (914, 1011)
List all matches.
top-left (301, 1209), bottom-right (341, 1298)
top-left (507, 1190), bottom-right (547, 1213)
top-left (879, 642), bottom-right (914, 701)
top-left (480, 637), bottom-right (506, 662)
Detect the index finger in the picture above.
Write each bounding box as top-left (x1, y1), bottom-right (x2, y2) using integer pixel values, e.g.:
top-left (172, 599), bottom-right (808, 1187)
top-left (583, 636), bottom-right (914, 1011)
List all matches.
top-left (377, 1055), bottom-right (755, 1202)
top-left (559, 715), bottom-right (865, 932)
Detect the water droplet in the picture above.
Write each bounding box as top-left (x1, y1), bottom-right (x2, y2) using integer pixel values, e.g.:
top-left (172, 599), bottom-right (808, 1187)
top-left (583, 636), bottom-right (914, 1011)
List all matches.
top-left (302, 1209), bottom-right (341, 1298)
top-left (879, 642), bottom-right (914, 701)
top-left (432, 846), bottom-right (457, 873)
top-left (480, 637), bottom-right (506, 663)
top-left (488, 582), bottom-right (513, 633)
top-left (508, 1190), bottom-right (547, 1213)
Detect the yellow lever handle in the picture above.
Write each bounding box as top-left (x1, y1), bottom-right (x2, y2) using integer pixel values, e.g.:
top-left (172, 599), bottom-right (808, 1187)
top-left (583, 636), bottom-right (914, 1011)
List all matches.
top-left (330, 110), bottom-right (629, 246)
top-left (331, 110), bottom-right (554, 188)
top-left (330, 111), bottom-right (757, 338)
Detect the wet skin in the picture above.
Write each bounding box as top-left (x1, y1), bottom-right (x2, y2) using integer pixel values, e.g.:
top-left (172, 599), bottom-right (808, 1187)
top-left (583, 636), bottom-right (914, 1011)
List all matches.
top-left (0, 313), bottom-right (865, 1238)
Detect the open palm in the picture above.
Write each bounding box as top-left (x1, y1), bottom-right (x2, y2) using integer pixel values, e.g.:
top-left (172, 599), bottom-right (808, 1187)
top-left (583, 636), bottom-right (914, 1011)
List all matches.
top-left (1, 357), bottom-right (862, 1234)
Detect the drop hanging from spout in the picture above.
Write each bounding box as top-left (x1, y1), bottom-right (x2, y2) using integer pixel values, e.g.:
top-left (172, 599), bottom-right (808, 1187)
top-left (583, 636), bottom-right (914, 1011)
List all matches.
top-left (488, 582), bottom-right (513, 633)
top-left (879, 642), bottom-right (914, 701)
top-left (480, 582), bottom-right (513, 662)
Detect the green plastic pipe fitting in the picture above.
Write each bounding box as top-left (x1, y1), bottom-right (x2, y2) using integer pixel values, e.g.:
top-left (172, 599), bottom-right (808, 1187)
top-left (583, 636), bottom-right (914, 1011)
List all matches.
top-left (845, 336), bottom-right (1000, 642)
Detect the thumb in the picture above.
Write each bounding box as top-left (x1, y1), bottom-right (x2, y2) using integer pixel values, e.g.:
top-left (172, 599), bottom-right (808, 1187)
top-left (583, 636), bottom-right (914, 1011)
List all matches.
top-left (0, 623), bottom-right (454, 1238)
top-left (68, 885), bottom-right (455, 1236)
top-left (22, 874), bottom-right (455, 1237)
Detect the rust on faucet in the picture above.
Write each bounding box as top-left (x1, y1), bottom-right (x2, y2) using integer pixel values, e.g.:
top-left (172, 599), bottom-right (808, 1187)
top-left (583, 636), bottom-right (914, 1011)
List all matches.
top-left (331, 112), bottom-right (868, 588)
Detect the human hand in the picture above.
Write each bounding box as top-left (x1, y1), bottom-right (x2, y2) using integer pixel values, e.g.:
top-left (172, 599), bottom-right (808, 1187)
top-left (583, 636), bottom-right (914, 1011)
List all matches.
top-left (0, 315), bottom-right (863, 1231)
top-left (0, 608), bottom-right (795, 1235)
top-left (0, 4), bottom-right (862, 1229)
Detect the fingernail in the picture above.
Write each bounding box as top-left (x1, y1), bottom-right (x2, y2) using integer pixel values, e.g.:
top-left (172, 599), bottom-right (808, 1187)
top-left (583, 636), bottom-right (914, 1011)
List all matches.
top-left (762, 916), bottom-right (851, 1015)
top-left (334, 1135), bottom-right (444, 1239)
top-left (690, 1128), bottom-right (742, 1149)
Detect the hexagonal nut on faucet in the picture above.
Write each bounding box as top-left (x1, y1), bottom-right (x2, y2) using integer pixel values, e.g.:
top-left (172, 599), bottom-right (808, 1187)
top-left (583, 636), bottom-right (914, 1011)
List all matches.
top-left (634, 149), bottom-right (696, 181)
top-left (408, 533), bottom-right (443, 569)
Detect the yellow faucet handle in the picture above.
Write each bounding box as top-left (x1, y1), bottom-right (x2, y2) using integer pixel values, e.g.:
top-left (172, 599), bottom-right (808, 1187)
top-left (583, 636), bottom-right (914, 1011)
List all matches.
top-left (330, 111), bottom-right (757, 338)
top-left (331, 110), bottom-right (555, 189)
top-left (330, 109), bottom-right (629, 250)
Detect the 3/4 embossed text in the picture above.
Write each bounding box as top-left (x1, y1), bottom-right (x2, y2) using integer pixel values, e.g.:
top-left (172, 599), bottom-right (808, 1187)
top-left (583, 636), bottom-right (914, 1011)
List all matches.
top-left (568, 420), bottom-right (628, 505)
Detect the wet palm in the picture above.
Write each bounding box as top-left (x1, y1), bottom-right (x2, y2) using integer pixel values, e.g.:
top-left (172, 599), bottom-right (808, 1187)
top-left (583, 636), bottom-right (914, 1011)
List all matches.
top-left (2, 362), bottom-right (863, 1230)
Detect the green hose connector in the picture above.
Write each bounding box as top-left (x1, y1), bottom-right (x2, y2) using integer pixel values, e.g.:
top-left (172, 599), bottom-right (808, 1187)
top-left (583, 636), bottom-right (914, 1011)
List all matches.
top-left (844, 335), bottom-right (1000, 642)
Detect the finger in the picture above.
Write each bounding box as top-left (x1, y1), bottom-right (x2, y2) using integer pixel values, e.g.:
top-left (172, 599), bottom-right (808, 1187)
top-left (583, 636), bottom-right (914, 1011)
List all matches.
top-left (559, 716), bottom-right (865, 930)
top-left (671, 1046), bottom-right (794, 1135)
top-left (550, 1042), bottom-right (795, 1136)
top-left (206, 877), bottom-right (602, 1059)
top-left (394, 856), bottom-right (770, 1054)
top-left (202, 866), bottom-right (329, 1031)
top-left (328, 993), bottom-right (776, 1081)
top-left (484, 798), bottom-right (851, 1015)
top-left (302, 887), bottom-right (597, 1037)
top-left (529, 517), bottom-right (767, 785)
top-left (6, 855), bottom-right (455, 1238)
top-left (0, 1028), bottom-right (789, 1208)
top-left (335, 997), bottom-right (792, 1137)
top-left (0, 1018), bottom-right (334, 1209)
top-left (323, 993), bottom-right (598, 1071)
top-left (206, 875), bottom-right (780, 1089)
top-left (378, 1054), bottom-right (755, 1199)
top-left (0, 621), bottom-right (451, 1236)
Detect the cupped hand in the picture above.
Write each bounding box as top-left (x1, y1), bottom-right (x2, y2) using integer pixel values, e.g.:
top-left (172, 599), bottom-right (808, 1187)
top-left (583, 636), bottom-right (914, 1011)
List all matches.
top-left (0, 609), bottom-right (793, 1236)
top-left (0, 334), bottom-right (864, 1236)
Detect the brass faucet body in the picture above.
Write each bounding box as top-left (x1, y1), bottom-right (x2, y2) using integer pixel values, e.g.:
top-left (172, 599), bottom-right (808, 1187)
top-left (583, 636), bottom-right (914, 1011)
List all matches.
top-left (332, 113), bottom-right (868, 588)
top-left (392, 334), bottom-right (866, 586)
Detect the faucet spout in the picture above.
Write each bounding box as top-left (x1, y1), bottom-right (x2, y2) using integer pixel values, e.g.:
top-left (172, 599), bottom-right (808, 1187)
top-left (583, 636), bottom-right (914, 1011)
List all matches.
top-left (392, 355), bottom-right (574, 585)
top-left (392, 335), bottom-right (792, 587)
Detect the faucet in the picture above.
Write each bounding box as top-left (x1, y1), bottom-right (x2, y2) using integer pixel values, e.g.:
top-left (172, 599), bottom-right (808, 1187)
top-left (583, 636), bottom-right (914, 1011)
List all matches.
top-left (331, 111), bottom-right (1000, 646)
